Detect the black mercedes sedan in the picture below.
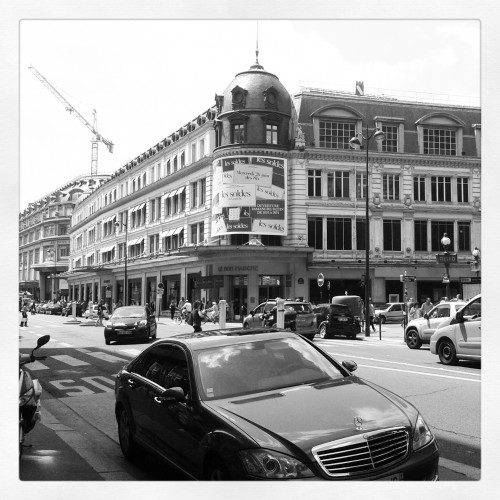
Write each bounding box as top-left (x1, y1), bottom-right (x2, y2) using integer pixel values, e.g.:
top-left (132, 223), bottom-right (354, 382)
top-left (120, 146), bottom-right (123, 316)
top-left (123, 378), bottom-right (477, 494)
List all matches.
top-left (114, 328), bottom-right (439, 480)
top-left (104, 306), bottom-right (157, 345)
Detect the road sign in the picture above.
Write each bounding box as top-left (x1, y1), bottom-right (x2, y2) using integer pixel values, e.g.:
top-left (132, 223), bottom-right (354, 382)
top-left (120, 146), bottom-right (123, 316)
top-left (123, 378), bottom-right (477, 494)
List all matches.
top-left (436, 253), bottom-right (457, 264)
top-left (317, 273), bottom-right (324, 287)
top-left (400, 275), bottom-right (417, 282)
top-left (442, 273), bottom-right (450, 283)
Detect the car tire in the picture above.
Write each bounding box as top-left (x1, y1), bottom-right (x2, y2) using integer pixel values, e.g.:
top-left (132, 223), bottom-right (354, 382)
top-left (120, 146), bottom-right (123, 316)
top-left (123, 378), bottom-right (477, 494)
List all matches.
top-left (117, 406), bottom-right (139, 460)
top-left (438, 339), bottom-right (458, 365)
top-left (319, 324), bottom-right (330, 339)
top-left (406, 329), bottom-right (422, 349)
top-left (105, 339), bottom-right (110, 345)
top-left (205, 457), bottom-right (231, 480)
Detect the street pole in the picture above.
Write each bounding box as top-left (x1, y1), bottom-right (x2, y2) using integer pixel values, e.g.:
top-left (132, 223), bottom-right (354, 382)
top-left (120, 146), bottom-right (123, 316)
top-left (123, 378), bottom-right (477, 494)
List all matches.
top-left (350, 125), bottom-right (385, 337)
top-left (115, 219), bottom-right (128, 306)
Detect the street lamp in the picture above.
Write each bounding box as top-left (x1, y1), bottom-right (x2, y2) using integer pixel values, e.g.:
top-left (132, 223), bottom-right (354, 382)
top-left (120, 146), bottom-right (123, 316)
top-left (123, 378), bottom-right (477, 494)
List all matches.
top-left (48, 248), bottom-right (57, 301)
top-left (350, 125), bottom-right (385, 337)
top-left (440, 233), bottom-right (451, 298)
top-left (115, 220), bottom-right (128, 306)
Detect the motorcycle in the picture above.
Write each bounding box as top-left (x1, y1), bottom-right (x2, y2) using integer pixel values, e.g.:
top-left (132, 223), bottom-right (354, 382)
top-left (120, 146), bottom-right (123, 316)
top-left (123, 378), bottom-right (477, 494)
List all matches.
top-left (19, 334), bottom-right (50, 456)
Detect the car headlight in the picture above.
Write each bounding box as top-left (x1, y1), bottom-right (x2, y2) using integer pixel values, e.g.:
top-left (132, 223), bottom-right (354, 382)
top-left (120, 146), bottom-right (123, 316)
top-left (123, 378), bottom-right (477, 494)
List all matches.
top-left (239, 449), bottom-right (314, 479)
top-left (135, 319), bottom-right (147, 327)
top-left (413, 413), bottom-right (434, 451)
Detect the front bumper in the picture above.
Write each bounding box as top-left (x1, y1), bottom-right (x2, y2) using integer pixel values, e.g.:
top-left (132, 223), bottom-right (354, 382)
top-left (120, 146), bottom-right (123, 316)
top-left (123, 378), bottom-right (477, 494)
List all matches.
top-left (104, 326), bottom-right (148, 342)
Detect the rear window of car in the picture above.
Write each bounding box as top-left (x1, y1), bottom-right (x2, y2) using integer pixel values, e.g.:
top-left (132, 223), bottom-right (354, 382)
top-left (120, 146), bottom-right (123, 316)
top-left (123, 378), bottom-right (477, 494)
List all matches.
top-left (329, 305), bottom-right (350, 315)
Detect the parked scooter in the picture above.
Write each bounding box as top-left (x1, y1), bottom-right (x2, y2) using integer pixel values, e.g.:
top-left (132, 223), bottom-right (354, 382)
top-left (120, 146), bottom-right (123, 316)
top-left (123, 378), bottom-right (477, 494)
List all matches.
top-left (19, 334), bottom-right (50, 456)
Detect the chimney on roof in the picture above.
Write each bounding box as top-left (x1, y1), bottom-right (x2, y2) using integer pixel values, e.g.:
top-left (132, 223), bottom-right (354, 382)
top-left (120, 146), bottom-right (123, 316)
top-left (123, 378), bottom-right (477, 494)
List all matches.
top-left (355, 81), bottom-right (364, 96)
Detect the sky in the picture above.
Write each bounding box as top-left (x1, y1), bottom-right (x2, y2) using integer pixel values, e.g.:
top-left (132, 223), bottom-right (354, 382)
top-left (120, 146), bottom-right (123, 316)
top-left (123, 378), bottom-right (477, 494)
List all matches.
top-left (19, 19), bottom-right (480, 209)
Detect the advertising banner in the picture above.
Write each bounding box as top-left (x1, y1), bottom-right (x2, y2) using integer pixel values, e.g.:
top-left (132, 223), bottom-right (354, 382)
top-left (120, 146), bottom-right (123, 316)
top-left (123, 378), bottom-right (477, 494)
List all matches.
top-left (211, 155), bottom-right (287, 236)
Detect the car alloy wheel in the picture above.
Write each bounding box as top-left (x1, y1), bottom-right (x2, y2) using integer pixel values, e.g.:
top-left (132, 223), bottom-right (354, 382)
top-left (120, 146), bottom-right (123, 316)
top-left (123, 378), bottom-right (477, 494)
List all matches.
top-left (406, 329), bottom-right (422, 349)
top-left (118, 407), bottom-right (138, 460)
top-left (438, 339), bottom-right (458, 365)
top-left (319, 324), bottom-right (329, 339)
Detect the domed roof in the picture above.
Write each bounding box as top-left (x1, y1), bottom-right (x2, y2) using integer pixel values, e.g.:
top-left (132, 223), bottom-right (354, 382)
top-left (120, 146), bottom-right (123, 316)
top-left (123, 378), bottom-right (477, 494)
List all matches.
top-left (219, 60), bottom-right (292, 116)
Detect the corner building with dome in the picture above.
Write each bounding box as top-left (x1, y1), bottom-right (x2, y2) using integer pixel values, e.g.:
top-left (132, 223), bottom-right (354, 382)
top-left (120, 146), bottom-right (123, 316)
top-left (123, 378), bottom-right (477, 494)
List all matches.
top-left (63, 57), bottom-right (481, 317)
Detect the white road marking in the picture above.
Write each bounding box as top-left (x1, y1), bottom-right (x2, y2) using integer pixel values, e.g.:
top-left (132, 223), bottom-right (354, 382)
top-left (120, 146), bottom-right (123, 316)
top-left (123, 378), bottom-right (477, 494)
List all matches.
top-left (50, 355), bottom-right (90, 366)
top-left (85, 351), bottom-right (129, 363)
top-left (25, 361), bottom-right (50, 371)
top-left (56, 342), bottom-right (73, 348)
top-left (358, 364), bottom-right (480, 383)
top-left (439, 457), bottom-right (481, 480)
top-left (119, 349), bottom-right (141, 357)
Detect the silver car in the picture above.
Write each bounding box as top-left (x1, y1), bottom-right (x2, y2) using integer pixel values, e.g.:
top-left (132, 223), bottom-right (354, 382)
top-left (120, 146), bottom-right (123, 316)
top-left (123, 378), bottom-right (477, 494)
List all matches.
top-left (404, 301), bottom-right (466, 349)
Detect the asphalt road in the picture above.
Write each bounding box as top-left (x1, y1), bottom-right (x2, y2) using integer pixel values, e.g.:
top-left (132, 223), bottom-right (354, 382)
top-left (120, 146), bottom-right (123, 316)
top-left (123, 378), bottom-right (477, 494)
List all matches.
top-left (18, 313), bottom-right (481, 483)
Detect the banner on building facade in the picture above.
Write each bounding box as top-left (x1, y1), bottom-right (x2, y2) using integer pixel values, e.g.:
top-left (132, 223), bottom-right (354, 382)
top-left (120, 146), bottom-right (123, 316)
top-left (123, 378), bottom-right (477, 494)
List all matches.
top-left (211, 155), bottom-right (287, 236)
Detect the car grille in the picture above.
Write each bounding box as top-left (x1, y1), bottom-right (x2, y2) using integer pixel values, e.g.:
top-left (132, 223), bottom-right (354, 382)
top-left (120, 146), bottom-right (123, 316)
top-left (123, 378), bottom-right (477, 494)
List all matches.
top-left (312, 427), bottom-right (409, 477)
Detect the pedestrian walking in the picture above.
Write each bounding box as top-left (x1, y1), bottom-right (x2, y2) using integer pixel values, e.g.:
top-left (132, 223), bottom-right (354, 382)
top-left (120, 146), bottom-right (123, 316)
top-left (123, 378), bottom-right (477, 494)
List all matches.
top-left (20, 305), bottom-right (29, 327)
top-left (192, 300), bottom-right (204, 333)
top-left (369, 301), bottom-right (376, 332)
top-left (170, 298), bottom-right (177, 320)
top-left (421, 298), bottom-right (433, 316)
top-left (95, 300), bottom-right (104, 326)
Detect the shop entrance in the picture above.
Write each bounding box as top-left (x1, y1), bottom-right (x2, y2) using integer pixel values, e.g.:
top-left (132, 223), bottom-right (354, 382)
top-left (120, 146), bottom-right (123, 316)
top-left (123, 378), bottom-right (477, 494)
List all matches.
top-left (230, 276), bottom-right (248, 320)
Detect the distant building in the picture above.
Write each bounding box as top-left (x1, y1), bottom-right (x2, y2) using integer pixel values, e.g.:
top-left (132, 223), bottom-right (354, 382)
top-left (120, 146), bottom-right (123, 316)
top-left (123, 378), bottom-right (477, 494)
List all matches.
top-left (19, 174), bottom-right (110, 301)
top-left (61, 58), bottom-right (480, 315)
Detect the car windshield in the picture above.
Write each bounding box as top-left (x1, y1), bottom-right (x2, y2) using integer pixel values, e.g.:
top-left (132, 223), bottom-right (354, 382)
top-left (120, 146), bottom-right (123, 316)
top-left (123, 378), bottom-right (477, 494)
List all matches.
top-left (111, 307), bottom-right (144, 319)
top-left (196, 337), bottom-right (345, 400)
top-left (285, 303), bottom-right (312, 314)
top-left (380, 303), bottom-right (392, 310)
top-left (329, 305), bottom-right (350, 315)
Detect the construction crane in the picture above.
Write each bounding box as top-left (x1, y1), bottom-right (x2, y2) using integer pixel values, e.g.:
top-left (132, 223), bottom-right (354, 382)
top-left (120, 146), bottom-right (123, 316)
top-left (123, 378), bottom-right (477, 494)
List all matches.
top-left (29, 65), bottom-right (114, 176)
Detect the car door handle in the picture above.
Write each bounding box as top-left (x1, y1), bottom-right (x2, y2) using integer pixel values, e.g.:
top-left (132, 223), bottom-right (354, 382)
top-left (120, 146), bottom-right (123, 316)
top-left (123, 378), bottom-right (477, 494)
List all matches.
top-left (126, 379), bottom-right (137, 388)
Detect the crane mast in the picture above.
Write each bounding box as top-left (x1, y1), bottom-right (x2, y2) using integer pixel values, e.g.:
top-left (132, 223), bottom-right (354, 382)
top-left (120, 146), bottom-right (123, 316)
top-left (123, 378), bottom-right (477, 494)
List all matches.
top-left (28, 65), bottom-right (114, 176)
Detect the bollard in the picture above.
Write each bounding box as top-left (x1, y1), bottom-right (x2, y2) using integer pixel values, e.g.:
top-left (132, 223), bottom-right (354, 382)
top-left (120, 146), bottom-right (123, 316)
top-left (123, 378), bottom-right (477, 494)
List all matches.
top-left (276, 298), bottom-right (285, 329)
top-left (219, 299), bottom-right (227, 328)
top-left (379, 316), bottom-right (382, 340)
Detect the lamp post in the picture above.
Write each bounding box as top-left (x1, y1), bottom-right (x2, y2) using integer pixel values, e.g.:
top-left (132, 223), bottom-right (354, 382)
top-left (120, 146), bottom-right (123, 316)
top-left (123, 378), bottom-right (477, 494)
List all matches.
top-left (48, 248), bottom-right (57, 301)
top-left (440, 233), bottom-right (451, 298)
top-left (115, 220), bottom-right (128, 306)
top-left (350, 125), bottom-right (385, 337)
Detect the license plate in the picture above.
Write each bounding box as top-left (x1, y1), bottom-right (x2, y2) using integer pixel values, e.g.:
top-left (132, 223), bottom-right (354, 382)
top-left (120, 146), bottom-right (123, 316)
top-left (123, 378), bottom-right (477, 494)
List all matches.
top-left (379, 473), bottom-right (404, 480)
top-left (117, 329), bottom-right (132, 335)
top-left (338, 317), bottom-right (348, 322)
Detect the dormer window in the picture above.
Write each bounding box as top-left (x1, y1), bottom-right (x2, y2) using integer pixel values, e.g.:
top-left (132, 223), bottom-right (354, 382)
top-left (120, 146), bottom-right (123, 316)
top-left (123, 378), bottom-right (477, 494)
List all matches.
top-left (263, 86), bottom-right (278, 109)
top-left (231, 86), bottom-right (248, 109)
top-left (415, 113), bottom-right (465, 156)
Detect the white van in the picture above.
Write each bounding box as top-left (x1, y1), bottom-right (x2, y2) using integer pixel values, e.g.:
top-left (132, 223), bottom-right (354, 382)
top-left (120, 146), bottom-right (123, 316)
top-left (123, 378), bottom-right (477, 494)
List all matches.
top-left (429, 294), bottom-right (481, 365)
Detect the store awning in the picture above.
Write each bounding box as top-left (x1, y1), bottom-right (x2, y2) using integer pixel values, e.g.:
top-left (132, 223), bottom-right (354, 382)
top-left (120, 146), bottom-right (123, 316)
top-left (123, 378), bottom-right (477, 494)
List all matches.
top-left (127, 237), bottom-right (144, 246)
top-left (175, 186), bottom-right (185, 195)
top-left (161, 228), bottom-right (174, 238)
top-left (173, 226), bottom-right (184, 235)
top-left (100, 245), bottom-right (115, 254)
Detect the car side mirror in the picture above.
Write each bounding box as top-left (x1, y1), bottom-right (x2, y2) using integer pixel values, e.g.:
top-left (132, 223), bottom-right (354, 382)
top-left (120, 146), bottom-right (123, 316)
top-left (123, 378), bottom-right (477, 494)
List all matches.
top-left (250, 311), bottom-right (255, 316)
top-left (423, 313), bottom-right (429, 320)
top-left (160, 387), bottom-right (185, 403)
top-left (455, 311), bottom-right (464, 323)
top-left (342, 360), bottom-right (358, 373)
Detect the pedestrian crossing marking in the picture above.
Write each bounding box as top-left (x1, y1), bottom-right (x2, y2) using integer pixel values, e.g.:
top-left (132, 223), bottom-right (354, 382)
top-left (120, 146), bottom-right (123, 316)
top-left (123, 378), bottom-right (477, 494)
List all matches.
top-left (26, 361), bottom-right (50, 371)
top-left (56, 342), bottom-right (73, 348)
top-left (86, 351), bottom-right (129, 363)
top-left (50, 355), bottom-right (90, 366)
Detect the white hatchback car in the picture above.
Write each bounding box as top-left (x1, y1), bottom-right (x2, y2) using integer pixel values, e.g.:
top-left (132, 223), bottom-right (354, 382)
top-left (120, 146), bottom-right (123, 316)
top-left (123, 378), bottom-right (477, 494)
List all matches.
top-left (404, 301), bottom-right (466, 349)
top-left (374, 302), bottom-right (406, 323)
top-left (85, 304), bottom-right (110, 320)
top-left (430, 294), bottom-right (481, 365)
